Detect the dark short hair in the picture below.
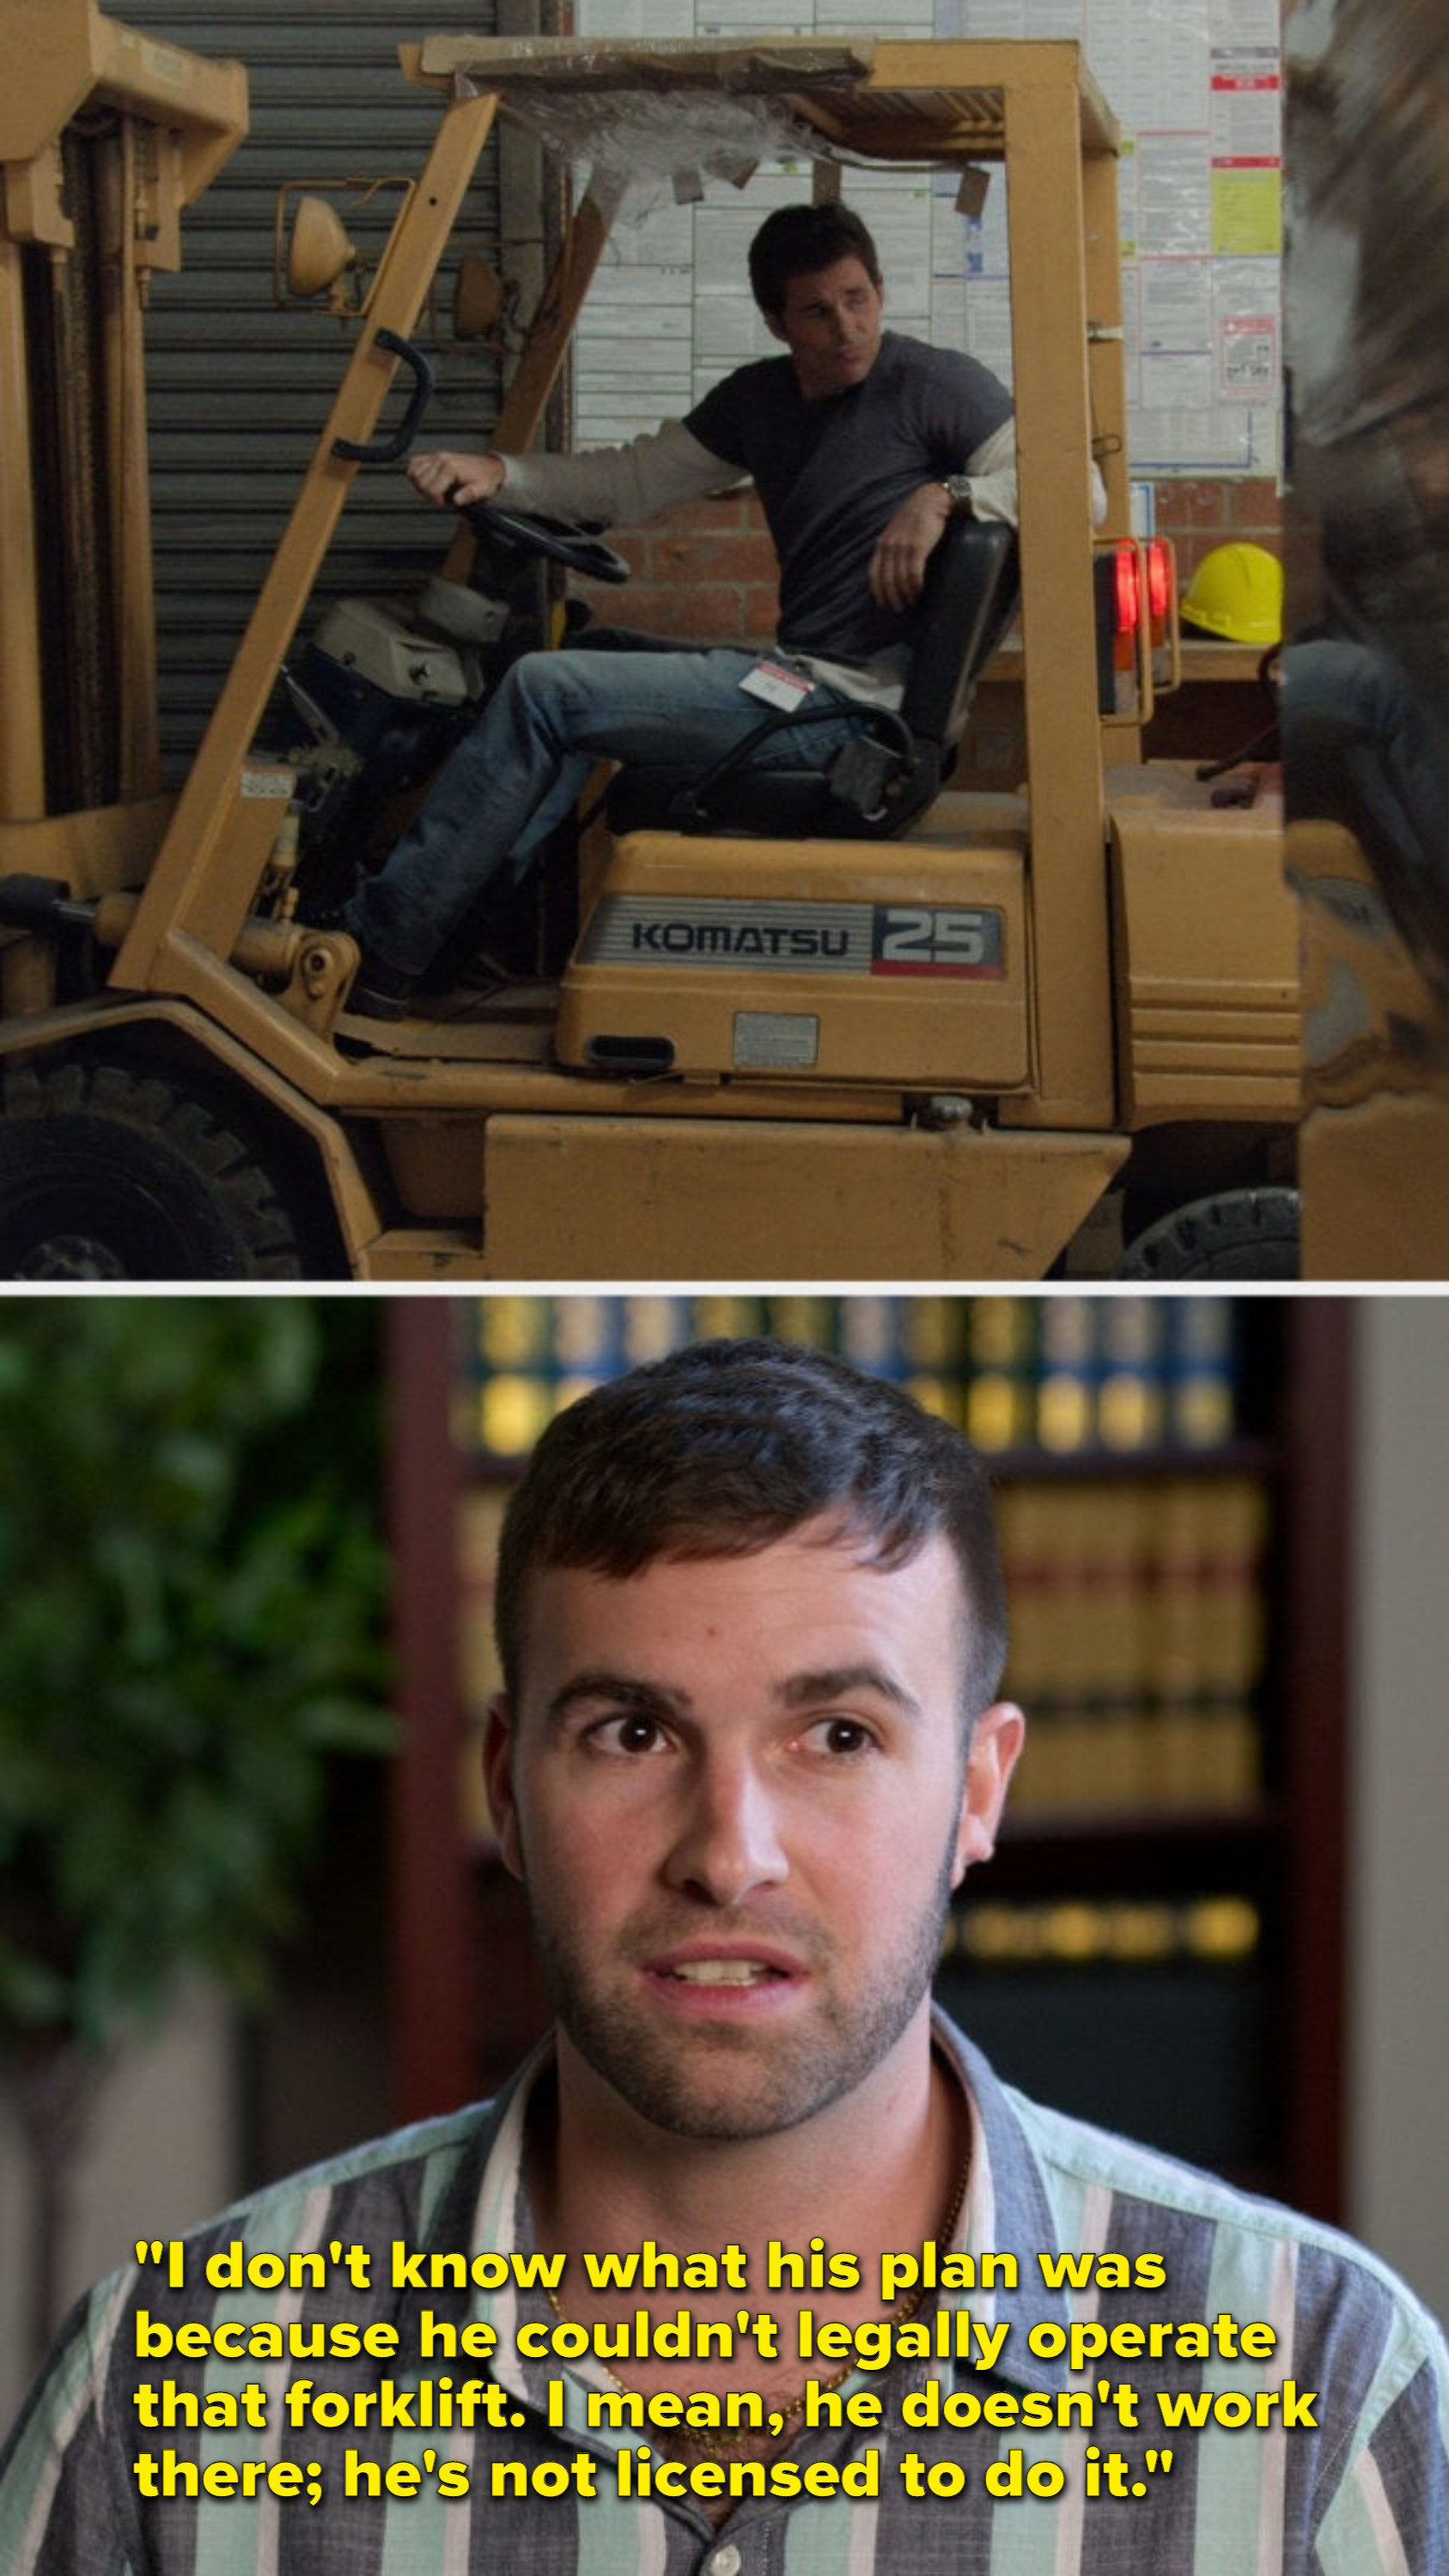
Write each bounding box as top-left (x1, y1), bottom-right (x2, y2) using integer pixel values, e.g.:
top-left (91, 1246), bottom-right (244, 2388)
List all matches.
top-left (747, 203), bottom-right (883, 319)
top-left (494, 1337), bottom-right (1008, 1725)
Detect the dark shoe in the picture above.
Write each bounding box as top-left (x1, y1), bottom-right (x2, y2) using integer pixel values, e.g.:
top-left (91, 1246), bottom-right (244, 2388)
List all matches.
top-left (348, 951), bottom-right (416, 1021)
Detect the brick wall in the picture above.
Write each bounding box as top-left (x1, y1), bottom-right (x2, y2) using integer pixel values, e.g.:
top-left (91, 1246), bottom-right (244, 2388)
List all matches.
top-left (578, 492), bottom-right (779, 645)
top-left (1154, 477), bottom-right (1287, 598)
top-left (579, 477), bottom-right (1284, 645)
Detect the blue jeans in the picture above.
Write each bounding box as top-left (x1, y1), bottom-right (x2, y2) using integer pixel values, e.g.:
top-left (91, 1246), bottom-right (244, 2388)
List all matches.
top-left (345, 645), bottom-right (866, 976)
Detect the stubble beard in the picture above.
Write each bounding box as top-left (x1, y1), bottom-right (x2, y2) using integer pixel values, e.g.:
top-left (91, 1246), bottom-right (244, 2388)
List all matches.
top-left (523, 1835), bottom-right (960, 2142)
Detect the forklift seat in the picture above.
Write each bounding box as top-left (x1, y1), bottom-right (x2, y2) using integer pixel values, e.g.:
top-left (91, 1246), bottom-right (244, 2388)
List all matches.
top-left (603, 517), bottom-right (1020, 842)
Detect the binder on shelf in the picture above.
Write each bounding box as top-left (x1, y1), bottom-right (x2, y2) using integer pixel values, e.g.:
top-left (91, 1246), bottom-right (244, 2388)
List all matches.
top-left (457, 1485), bottom-right (508, 1841)
top-left (999, 1472), bottom-right (1269, 1820)
top-left (453, 1295), bottom-right (1247, 1461)
top-left (942, 1893), bottom-right (1261, 1969)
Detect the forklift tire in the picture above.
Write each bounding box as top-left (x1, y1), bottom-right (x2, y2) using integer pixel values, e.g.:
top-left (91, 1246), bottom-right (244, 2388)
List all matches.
top-left (0, 1062), bottom-right (306, 1280)
top-left (1116, 1185), bottom-right (1301, 1281)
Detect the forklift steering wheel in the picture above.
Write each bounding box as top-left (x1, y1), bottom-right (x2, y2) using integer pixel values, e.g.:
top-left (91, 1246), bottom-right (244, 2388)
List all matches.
top-left (460, 497), bottom-right (630, 586)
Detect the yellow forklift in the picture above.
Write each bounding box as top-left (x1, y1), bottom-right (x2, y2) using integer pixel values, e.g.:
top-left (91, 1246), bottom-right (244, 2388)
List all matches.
top-left (0, 14), bottom-right (1297, 1279)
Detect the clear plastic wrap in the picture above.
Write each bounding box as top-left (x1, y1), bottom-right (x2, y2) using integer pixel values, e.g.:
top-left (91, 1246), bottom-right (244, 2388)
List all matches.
top-left (484, 88), bottom-right (825, 215)
top-left (444, 43), bottom-right (869, 219)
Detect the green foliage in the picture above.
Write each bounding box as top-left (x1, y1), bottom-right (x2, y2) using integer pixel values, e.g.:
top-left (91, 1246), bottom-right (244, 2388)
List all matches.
top-left (0, 1297), bottom-right (393, 2053)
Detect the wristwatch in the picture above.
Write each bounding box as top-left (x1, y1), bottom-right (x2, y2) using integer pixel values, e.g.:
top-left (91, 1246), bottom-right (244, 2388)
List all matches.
top-left (941, 474), bottom-right (976, 512)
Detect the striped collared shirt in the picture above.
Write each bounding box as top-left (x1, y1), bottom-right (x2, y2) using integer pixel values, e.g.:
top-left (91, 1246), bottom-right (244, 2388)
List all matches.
top-left (3, 2013), bottom-right (1445, 2573)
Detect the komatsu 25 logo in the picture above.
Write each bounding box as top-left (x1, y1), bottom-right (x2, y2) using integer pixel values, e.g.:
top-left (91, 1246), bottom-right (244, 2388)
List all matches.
top-left (870, 906), bottom-right (1005, 977)
top-left (580, 897), bottom-right (1005, 977)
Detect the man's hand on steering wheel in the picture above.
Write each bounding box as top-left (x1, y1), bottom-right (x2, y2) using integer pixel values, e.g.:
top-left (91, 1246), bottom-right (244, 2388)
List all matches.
top-left (406, 446), bottom-right (631, 583)
top-left (408, 448), bottom-right (507, 509)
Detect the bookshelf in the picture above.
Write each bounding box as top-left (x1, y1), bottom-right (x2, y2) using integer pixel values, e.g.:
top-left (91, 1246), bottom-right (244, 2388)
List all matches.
top-left (387, 1297), bottom-right (1350, 2222)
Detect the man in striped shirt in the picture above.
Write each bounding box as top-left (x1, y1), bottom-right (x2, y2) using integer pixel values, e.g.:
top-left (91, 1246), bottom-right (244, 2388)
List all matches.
top-left (3, 1340), bottom-right (1445, 2572)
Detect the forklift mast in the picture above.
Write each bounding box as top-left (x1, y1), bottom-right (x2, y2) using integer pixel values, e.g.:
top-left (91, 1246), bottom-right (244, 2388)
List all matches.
top-left (0, 1), bottom-right (246, 823)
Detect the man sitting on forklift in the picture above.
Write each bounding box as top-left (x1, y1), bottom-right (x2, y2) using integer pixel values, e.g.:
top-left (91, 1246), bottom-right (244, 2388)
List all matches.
top-left (342, 203), bottom-right (1020, 1018)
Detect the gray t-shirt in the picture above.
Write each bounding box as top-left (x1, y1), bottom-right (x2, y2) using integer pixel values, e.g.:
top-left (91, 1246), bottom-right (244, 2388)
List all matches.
top-left (685, 331), bottom-right (1013, 665)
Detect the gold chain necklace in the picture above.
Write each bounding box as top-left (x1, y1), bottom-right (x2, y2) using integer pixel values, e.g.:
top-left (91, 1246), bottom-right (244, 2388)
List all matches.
top-left (541, 2160), bottom-right (969, 2465)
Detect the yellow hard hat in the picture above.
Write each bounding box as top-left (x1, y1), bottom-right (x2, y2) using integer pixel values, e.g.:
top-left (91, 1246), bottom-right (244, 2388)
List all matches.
top-left (1179, 542), bottom-right (1282, 645)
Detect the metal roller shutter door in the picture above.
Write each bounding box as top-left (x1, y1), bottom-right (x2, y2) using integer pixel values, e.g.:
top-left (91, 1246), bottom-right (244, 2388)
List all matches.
top-left (136, 3), bottom-right (505, 778)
